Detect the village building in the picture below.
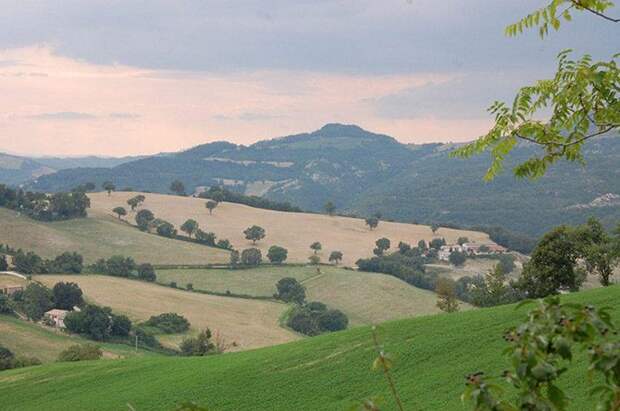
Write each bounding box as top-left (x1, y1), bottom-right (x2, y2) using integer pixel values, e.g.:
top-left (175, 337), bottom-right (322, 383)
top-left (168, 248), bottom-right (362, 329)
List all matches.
top-left (0, 285), bottom-right (24, 296)
top-left (44, 309), bottom-right (70, 328)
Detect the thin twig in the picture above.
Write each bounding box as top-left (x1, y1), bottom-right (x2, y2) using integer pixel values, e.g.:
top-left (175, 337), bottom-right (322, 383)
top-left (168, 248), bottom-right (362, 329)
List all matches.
top-left (371, 327), bottom-right (406, 411)
top-left (570, 0), bottom-right (620, 22)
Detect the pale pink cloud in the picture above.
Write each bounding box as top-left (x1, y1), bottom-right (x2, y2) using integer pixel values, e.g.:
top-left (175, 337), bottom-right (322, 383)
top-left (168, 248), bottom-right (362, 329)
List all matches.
top-left (0, 46), bottom-right (491, 156)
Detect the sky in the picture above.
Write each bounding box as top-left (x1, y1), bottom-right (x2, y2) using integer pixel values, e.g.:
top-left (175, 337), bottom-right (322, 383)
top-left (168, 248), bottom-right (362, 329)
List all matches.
top-left (0, 0), bottom-right (616, 156)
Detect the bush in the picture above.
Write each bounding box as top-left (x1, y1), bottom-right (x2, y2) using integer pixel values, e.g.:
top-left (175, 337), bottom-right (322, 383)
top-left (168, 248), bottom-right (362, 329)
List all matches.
top-left (144, 312), bottom-right (190, 334)
top-left (287, 303), bottom-right (349, 336)
top-left (57, 344), bottom-right (102, 362)
top-left (241, 248), bottom-right (262, 266)
top-left (180, 329), bottom-right (215, 356)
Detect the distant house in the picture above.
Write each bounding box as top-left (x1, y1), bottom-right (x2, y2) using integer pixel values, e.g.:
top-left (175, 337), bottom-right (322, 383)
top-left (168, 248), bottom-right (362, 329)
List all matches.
top-left (462, 243), bottom-right (507, 255)
top-left (438, 245), bottom-right (464, 261)
top-left (44, 309), bottom-right (70, 328)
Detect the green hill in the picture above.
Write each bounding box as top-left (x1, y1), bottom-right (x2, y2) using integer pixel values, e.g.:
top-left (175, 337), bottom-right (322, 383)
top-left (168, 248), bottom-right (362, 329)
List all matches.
top-left (1, 285), bottom-right (617, 411)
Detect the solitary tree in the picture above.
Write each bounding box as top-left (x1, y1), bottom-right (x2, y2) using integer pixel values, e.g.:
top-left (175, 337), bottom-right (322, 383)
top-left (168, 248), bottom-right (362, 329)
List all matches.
top-left (102, 181), bottom-right (115, 196)
top-left (180, 219), bottom-right (199, 238)
top-left (267, 246), bottom-right (288, 264)
top-left (244, 225), bottom-right (266, 244)
top-left (170, 180), bottom-right (186, 196)
top-left (229, 250), bottom-right (240, 267)
top-left (205, 200), bottom-right (218, 215)
top-left (457, 236), bottom-right (469, 246)
top-left (137, 263), bottom-right (156, 282)
top-left (449, 251), bottom-right (467, 267)
top-left (365, 217), bottom-right (379, 231)
top-left (435, 277), bottom-right (459, 313)
top-left (373, 238), bottom-right (391, 256)
top-left (310, 242), bottom-right (322, 254)
top-left (576, 218), bottom-right (620, 286)
top-left (127, 195), bottom-right (145, 211)
top-left (328, 251), bottom-right (343, 265)
top-left (430, 223), bottom-right (440, 234)
top-left (324, 201), bottom-right (336, 216)
top-left (112, 206), bottom-right (127, 220)
top-left (308, 254), bottom-right (321, 266)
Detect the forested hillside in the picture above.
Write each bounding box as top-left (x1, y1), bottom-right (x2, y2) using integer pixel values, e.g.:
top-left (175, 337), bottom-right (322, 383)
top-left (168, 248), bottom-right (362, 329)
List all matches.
top-left (25, 124), bottom-right (620, 237)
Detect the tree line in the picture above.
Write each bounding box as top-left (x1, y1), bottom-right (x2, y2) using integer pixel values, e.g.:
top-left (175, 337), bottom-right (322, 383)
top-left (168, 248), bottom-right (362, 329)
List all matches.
top-left (0, 184), bottom-right (89, 221)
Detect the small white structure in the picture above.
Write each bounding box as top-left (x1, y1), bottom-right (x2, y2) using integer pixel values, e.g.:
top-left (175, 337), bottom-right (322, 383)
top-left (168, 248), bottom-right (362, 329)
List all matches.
top-left (44, 309), bottom-right (72, 328)
top-left (438, 245), bottom-right (464, 261)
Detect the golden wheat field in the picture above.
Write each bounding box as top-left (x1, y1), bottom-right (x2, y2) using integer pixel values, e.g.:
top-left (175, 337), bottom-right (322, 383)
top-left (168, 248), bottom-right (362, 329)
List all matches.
top-left (35, 275), bottom-right (299, 351)
top-left (89, 191), bottom-right (494, 266)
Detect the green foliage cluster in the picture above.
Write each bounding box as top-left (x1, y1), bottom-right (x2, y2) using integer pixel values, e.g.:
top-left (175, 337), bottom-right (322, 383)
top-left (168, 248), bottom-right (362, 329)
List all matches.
top-left (13, 250), bottom-right (83, 275)
top-left (287, 302), bottom-right (348, 336)
top-left (240, 248), bottom-right (262, 266)
top-left (199, 186), bottom-right (301, 213)
top-left (243, 225), bottom-right (266, 244)
top-left (57, 344), bottom-right (103, 362)
top-left (180, 329), bottom-right (215, 357)
top-left (52, 282), bottom-right (83, 310)
top-left (0, 184), bottom-right (90, 221)
top-left (64, 304), bottom-right (132, 341)
top-left (144, 313), bottom-right (190, 334)
top-left (274, 277), bottom-right (306, 304)
top-left (0, 344), bottom-right (40, 371)
top-left (91, 255), bottom-right (138, 278)
top-left (266, 245), bottom-right (288, 264)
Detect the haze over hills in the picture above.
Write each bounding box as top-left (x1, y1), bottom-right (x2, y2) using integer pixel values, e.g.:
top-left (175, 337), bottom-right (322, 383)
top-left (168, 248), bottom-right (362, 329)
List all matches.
top-left (0, 152), bottom-right (144, 186)
top-left (16, 124), bottom-right (620, 237)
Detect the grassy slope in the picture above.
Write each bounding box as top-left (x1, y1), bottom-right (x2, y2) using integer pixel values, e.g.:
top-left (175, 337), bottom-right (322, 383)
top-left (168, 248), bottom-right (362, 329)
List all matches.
top-left (157, 265), bottom-right (448, 325)
top-left (89, 191), bottom-right (493, 267)
top-left (0, 315), bottom-right (159, 363)
top-left (0, 207), bottom-right (229, 264)
top-left (35, 275), bottom-right (299, 351)
top-left (2, 286), bottom-right (617, 411)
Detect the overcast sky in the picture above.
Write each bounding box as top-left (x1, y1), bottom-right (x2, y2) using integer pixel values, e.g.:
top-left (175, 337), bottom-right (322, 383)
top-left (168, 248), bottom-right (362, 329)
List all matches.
top-left (0, 0), bottom-right (616, 156)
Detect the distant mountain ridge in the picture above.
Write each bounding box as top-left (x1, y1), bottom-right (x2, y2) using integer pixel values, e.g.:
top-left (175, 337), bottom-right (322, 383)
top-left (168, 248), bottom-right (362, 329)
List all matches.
top-left (17, 123), bottom-right (620, 237)
top-left (0, 152), bottom-right (144, 186)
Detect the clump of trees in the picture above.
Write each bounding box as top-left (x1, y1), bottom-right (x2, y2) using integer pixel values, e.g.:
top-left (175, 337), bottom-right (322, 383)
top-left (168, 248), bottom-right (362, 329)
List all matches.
top-left (0, 184), bottom-right (90, 221)
top-left (13, 250), bottom-right (83, 275)
top-left (144, 313), bottom-right (190, 334)
top-left (57, 344), bottom-right (102, 362)
top-left (65, 304), bottom-right (131, 341)
top-left (448, 251), bottom-right (467, 267)
top-left (127, 194), bottom-right (145, 211)
top-left (91, 255), bottom-right (137, 278)
top-left (244, 225), bottom-right (266, 244)
top-left (274, 277), bottom-right (348, 336)
top-left (198, 186), bottom-right (301, 213)
top-left (52, 282), bottom-right (83, 310)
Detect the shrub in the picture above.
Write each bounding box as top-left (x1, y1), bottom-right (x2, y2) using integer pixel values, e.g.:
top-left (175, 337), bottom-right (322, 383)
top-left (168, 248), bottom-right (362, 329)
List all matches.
top-left (144, 313), bottom-right (190, 334)
top-left (57, 344), bottom-right (103, 362)
top-left (241, 248), bottom-right (262, 266)
top-left (180, 329), bottom-right (215, 356)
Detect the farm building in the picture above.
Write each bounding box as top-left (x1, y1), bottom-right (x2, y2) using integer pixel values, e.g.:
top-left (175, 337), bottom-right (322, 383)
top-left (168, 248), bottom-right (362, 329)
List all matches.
top-left (1, 285), bottom-right (24, 295)
top-left (44, 309), bottom-right (70, 328)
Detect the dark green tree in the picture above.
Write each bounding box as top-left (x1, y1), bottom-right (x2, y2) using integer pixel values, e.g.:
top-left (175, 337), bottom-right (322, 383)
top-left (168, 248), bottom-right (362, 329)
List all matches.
top-left (244, 225), bottom-right (266, 244)
top-left (449, 251), bottom-right (467, 267)
top-left (22, 283), bottom-right (53, 320)
top-left (328, 251), bottom-right (343, 265)
top-left (324, 201), bottom-right (336, 216)
top-left (135, 209), bottom-right (155, 231)
top-left (112, 206), bottom-right (127, 219)
top-left (267, 246), bottom-right (288, 264)
top-left (310, 242), bottom-right (322, 254)
top-left (373, 238), bottom-right (391, 256)
top-left (275, 277), bottom-right (306, 304)
top-left (241, 248), bottom-right (262, 266)
top-left (137, 263), bottom-right (156, 282)
top-left (365, 217), bottom-right (379, 230)
top-left (205, 200), bottom-right (218, 215)
top-left (180, 219), bottom-right (199, 238)
top-left (170, 180), bottom-right (186, 196)
top-left (102, 181), bottom-right (115, 196)
top-left (52, 282), bottom-right (83, 310)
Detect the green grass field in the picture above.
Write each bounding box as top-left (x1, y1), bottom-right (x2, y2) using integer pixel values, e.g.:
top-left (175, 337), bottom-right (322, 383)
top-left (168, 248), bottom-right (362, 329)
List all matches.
top-left (0, 286), bottom-right (617, 411)
top-left (0, 207), bottom-right (229, 264)
top-left (156, 265), bottom-right (448, 325)
top-left (0, 315), bottom-right (159, 363)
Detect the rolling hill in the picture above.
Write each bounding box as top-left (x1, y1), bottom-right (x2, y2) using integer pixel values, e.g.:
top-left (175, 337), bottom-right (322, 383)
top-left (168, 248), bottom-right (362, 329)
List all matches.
top-left (89, 191), bottom-right (492, 266)
top-left (34, 275), bottom-right (299, 351)
top-left (0, 285), bottom-right (617, 411)
top-left (156, 265), bottom-right (451, 325)
top-left (25, 124), bottom-right (620, 237)
top-left (0, 207), bottom-right (229, 265)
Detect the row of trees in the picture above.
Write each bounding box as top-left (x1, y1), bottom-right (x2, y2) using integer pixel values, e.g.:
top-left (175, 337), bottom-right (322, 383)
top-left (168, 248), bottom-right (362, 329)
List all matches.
top-left (90, 256), bottom-right (156, 282)
top-left (12, 250), bottom-right (83, 275)
top-left (0, 184), bottom-right (89, 221)
top-left (1, 281), bottom-right (84, 321)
